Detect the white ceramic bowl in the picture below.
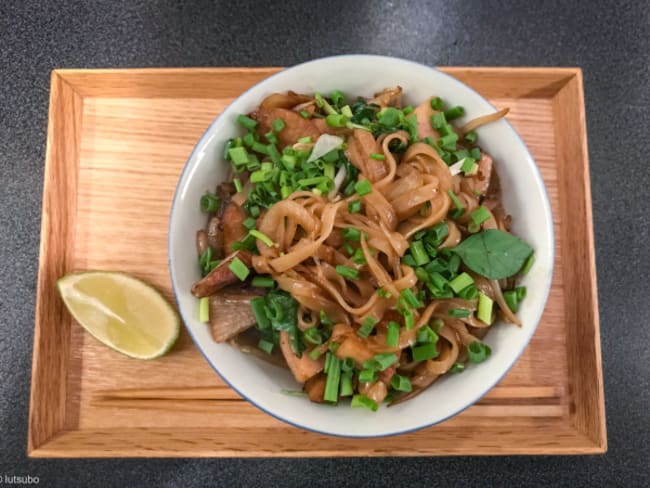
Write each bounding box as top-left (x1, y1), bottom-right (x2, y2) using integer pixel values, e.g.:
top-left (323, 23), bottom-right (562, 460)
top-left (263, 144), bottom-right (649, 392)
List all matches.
top-left (168, 55), bottom-right (554, 437)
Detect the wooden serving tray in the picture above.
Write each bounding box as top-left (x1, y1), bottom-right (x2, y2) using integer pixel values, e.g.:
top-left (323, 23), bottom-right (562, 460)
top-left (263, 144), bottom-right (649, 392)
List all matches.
top-left (29, 67), bottom-right (606, 457)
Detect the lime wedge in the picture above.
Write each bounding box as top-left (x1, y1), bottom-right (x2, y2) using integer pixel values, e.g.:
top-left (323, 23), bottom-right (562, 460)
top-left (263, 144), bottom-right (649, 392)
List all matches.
top-left (57, 271), bottom-right (180, 359)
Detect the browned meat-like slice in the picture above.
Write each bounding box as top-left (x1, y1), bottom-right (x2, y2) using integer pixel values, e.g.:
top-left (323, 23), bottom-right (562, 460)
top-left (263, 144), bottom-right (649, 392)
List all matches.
top-left (464, 153), bottom-right (493, 196)
top-left (208, 291), bottom-right (259, 342)
top-left (255, 108), bottom-right (321, 148)
top-left (206, 215), bottom-right (224, 258)
top-left (304, 373), bottom-right (327, 403)
top-left (279, 331), bottom-right (325, 383)
top-left (413, 97), bottom-right (441, 141)
top-left (222, 201), bottom-right (248, 255)
top-left (191, 250), bottom-right (252, 298)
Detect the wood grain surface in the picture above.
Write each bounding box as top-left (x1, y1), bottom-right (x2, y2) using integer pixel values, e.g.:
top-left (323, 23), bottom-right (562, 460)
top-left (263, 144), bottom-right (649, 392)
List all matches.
top-left (28, 67), bottom-right (605, 457)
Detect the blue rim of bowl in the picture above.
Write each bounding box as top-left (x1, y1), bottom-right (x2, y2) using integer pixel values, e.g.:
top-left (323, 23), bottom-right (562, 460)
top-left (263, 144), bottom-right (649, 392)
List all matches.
top-left (168, 54), bottom-right (555, 438)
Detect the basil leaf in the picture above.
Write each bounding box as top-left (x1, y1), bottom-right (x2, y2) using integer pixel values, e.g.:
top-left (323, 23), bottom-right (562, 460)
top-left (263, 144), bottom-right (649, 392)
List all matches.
top-left (451, 229), bottom-right (533, 280)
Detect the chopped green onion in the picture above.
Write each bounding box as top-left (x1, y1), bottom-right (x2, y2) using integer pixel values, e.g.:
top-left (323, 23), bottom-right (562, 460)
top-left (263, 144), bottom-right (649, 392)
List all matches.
top-left (309, 347), bottom-right (323, 360)
top-left (249, 229), bottom-right (275, 247)
top-left (348, 200), bottom-right (362, 214)
top-left (470, 206), bottom-right (491, 226)
top-left (357, 316), bottom-right (378, 338)
top-left (448, 308), bottom-right (470, 318)
top-left (242, 217), bottom-right (256, 230)
top-left (320, 310), bottom-right (333, 326)
top-left (449, 272), bottom-right (474, 293)
top-left (503, 290), bottom-right (519, 312)
top-left (326, 113), bottom-right (349, 127)
top-left (258, 339), bottom-right (274, 354)
top-left (250, 297), bottom-right (270, 329)
top-left (409, 241), bottom-right (430, 266)
top-left (236, 114), bottom-right (258, 130)
top-left (228, 147), bottom-right (249, 165)
top-left (431, 112), bottom-right (446, 129)
top-left (364, 352), bottom-right (398, 371)
top-left (251, 275), bottom-right (275, 288)
top-left (438, 133), bottom-right (459, 151)
top-left (400, 288), bottom-right (424, 309)
top-left (358, 369), bottom-right (377, 383)
top-left (521, 253), bottom-right (535, 275)
top-left (390, 374), bottom-right (412, 392)
top-left (354, 179), bottom-right (372, 196)
top-left (267, 144), bottom-right (282, 165)
top-left (341, 357), bottom-right (355, 372)
top-left (447, 189), bottom-right (464, 217)
top-left (467, 341), bottom-right (491, 363)
top-left (401, 254), bottom-right (417, 267)
top-left (431, 318), bottom-right (444, 332)
top-left (341, 227), bottom-right (361, 242)
top-left (417, 325), bottom-right (438, 344)
top-left (386, 321), bottom-right (400, 347)
top-left (516, 286), bottom-right (527, 300)
top-left (351, 394), bottom-right (378, 411)
top-left (200, 193), bottom-right (221, 213)
top-left (341, 105), bottom-right (353, 118)
top-left (233, 177), bottom-right (243, 193)
top-left (460, 157), bottom-right (478, 174)
top-left (377, 288), bottom-right (392, 299)
top-left (470, 147), bottom-right (481, 160)
top-left (330, 89), bottom-right (345, 107)
top-left (199, 297), bottom-right (209, 323)
top-left (444, 106), bottom-right (465, 120)
top-left (402, 307), bottom-right (415, 330)
top-left (464, 131), bottom-right (478, 144)
top-left (250, 169), bottom-right (271, 183)
top-left (411, 342), bottom-right (439, 361)
top-left (339, 371), bottom-right (354, 397)
top-left (228, 257), bottom-right (250, 281)
top-left (314, 93), bottom-right (337, 115)
top-left (271, 118), bottom-right (286, 132)
top-left (450, 362), bottom-right (465, 373)
top-left (430, 97), bottom-right (444, 111)
top-left (370, 153), bottom-right (386, 160)
top-left (297, 136), bottom-right (312, 144)
top-left (477, 293), bottom-right (494, 324)
top-left (249, 205), bottom-right (260, 218)
top-left (457, 284), bottom-right (479, 300)
top-left (324, 354), bottom-right (342, 403)
top-left (299, 110), bottom-right (310, 119)
top-left (352, 248), bottom-right (366, 265)
top-left (343, 242), bottom-right (354, 256)
top-left (336, 265), bottom-right (360, 281)
top-left (264, 132), bottom-right (278, 145)
top-left (303, 327), bottom-right (323, 345)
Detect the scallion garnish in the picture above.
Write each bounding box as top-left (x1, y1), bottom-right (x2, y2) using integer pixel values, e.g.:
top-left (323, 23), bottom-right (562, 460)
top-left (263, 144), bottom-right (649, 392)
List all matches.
top-left (228, 257), bottom-right (250, 281)
top-left (250, 297), bottom-right (270, 329)
top-left (411, 342), bottom-right (439, 361)
top-left (249, 229), bottom-right (275, 247)
top-left (444, 106), bottom-right (465, 120)
top-left (336, 265), bottom-right (360, 281)
top-left (467, 341), bottom-right (491, 363)
top-left (351, 394), bottom-right (378, 411)
top-left (416, 325), bottom-right (438, 344)
top-left (257, 339), bottom-right (274, 354)
top-left (448, 308), bottom-right (470, 318)
top-left (447, 189), bottom-right (464, 217)
top-left (503, 290), bottom-right (519, 312)
top-left (358, 369), bottom-right (377, 383)
top-left (409, 240), bottom-right (430, 266)
top-left (228, 146), bottom-right (249, 165)
top-left (348, 200), bottom-right (362, 214)
top-left (200, 193), bottom-right (221, 213)
top-left (236, 114), bottom-right (258, 130)
top-left (390, 374), bottom-right (412, 392)
top-left (357, 316), bottom-right (377, 338)
top-left (354, 179), bottom-right (372, 196)
top-left (271, 117), bottom-right (286, 132)
top-left (430, 97), bottom-right (444, 111)
top-left (198, 297), bottom-right (209, 323)
top-left (341, 227), bottom-right (361, 242)
top-left (521, 253), bottom-right (535, 275)
top-left (386, 321), bottom-right (400, 347)
top-left (324, 354), bottom-right (342, 403)
top-left (251, 275), bottom-right (275, 288)
top-left (400, 288), bottom-right (424, 309)
top-left (370, 153), bottom-right (386, 160)
top-left (339, 371), bottom-right (354, 397)
top-left (477, 292), bottom-right (494, 324)
top-left (450, 362), bottom-right (465, 373)
top-left (233, 177), bottom-right (243, 193)
top-left (464, 131), bottom-right (478, 144)
top-left (242, 216), bottom-right (256, 230)
top-left (470, 206), bottom-right (491, 226)
top-left (449, 272), bottom-right (474, 294)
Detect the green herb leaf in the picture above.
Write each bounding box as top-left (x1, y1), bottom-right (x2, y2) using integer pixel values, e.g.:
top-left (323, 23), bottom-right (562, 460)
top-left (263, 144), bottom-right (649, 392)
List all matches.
top-left (451, 229), bottom-right (534, 280)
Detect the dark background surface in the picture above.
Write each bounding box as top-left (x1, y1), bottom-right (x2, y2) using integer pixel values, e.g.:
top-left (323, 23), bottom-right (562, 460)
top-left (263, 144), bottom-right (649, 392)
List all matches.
top-left (1, 1), bottom-right (648, 486)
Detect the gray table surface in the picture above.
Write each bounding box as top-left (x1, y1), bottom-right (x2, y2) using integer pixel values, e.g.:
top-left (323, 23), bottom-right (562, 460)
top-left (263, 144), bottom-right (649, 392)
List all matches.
top-left (1, 0), bottom-right (649, 486)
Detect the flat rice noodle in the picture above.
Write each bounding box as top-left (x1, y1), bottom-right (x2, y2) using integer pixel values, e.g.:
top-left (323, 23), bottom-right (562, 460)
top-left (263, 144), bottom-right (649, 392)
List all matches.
top-left (259, 91), bottom-right (312, 111)
top-left (346, 129), bottom-right (386, 182)
top-left (369, 86), bottom-right (402, 108)
top-left (375, 131), bottom-right (408, 190)
top-left (362, 185), bottom-right (398, 231)
top-left (279, 331), bottom-right (325, 384)
top-left (222, 202), bottom-right (248, 254)
top-left (459, 108), bottom-right (509, 135)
